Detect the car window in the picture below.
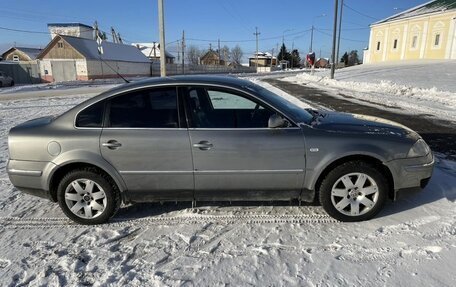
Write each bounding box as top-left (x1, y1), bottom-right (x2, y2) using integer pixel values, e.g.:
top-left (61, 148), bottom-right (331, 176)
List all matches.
top-left (185, 87), bottom-right (275, 128)
top-left (208, 90), bottom-right (258, 109)
top-left (75, 101), bottom-right (105, 128)
top-left (108, 87), bottom-right (179, 128)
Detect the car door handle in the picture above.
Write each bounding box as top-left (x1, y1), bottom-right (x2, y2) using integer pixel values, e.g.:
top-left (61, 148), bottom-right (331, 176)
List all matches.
top-left (193, 141), bottom-right (213, 150)
top-left (102, 140), bottom-right (122, 149)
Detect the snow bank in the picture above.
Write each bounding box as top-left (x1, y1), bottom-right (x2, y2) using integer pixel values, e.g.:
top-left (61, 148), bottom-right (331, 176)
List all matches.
top-left (282, 70), bottom-right (456, 122)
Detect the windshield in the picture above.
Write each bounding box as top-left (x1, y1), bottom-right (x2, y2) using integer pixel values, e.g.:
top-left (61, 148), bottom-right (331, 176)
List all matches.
top-left (246, 83), bottom-right (314, 125)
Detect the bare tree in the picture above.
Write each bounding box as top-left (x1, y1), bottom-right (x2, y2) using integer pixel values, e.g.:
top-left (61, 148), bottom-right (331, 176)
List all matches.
top-left (231, 45), bottom-right (243, 64)
top-left (220, 45), bottom-right (231, 62)
top-left (186, 45), bottom-right (201, 65)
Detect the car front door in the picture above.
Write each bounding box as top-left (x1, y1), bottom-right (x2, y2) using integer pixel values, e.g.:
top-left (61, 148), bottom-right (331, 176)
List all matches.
top-left (184, 86), bottom-right (306, 201)
top-left (100, 87), bottom-right (194, 201)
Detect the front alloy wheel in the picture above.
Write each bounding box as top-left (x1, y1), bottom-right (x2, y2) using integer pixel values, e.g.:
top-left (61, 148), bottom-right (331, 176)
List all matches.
top-left (330, 173), bottom-right (379, 216)
top-left (319, 161), bottom-right (387, 222)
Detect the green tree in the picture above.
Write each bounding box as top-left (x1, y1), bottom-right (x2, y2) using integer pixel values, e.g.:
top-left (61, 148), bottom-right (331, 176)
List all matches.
top-left (277, 43), bottom-right (291, 62)
top-left (291, 49), bottom-right (301, 68)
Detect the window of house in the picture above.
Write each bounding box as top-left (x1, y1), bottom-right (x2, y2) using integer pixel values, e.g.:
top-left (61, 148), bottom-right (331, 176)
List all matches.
top-left (393, 39), bottom-right (398, 49)
top-left (12, 55), bottom-right (20, 61)
top-left (57, 42), bottom-right (64, 48)
top-left (376, 41), bottom-right (381, 51)
top-left (107, 88), bottom-right (179, 128)
top-left (411, 36), bottom-right (418, 49)
top-left (434, 34), bottom-right (441, 47)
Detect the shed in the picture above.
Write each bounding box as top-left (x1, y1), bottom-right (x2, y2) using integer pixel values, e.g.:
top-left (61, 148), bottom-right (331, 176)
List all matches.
top-left (37, 35), bottom-right (151, 82)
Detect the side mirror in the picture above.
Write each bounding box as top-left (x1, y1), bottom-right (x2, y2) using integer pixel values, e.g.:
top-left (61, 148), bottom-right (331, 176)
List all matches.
top-left (268, 114), bottom-right (286, 128)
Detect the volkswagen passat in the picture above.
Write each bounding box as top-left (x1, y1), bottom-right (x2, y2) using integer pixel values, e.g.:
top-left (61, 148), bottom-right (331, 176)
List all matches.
top-left (7, 76), bottom-right (434, 224)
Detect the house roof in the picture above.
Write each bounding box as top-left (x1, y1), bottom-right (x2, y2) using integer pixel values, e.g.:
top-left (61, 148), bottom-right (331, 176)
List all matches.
top-left (249, 52), bottom-right (276, 60)
top-left (373, 0), bottom-right (456, 25)
top-left (2, 47), bottom-right (43, 60)
top-left (200, 50), bottom-right (220, 61)
top-left (38, 35), bottom-right (150, 63)
top-left (132, 43), bottom-right (175, 59)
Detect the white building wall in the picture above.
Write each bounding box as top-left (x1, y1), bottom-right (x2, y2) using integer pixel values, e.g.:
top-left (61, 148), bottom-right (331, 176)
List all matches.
top-left (48, 25), bottom-right (94, 40)
top-left (449, 17), bottom-right (456, 59)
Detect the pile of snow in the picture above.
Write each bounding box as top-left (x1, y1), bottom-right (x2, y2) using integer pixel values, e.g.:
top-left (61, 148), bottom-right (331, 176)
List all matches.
top-left (282, 62), bottom-right (456, 122)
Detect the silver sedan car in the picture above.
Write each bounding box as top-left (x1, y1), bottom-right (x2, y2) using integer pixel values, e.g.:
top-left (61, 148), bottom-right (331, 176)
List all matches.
top-left (7, 76), bottom-right (434, 224)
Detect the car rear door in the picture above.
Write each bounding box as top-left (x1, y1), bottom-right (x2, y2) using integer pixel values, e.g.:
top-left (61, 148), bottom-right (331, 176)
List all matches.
top-left (99, 86), bottom-right (194, 201)
top-left (183, 86), bottom-right (306, 201)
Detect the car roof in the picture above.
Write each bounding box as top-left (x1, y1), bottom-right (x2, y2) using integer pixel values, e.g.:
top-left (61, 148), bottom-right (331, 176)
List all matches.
top-left (105, 75), bottom-right (254, 95)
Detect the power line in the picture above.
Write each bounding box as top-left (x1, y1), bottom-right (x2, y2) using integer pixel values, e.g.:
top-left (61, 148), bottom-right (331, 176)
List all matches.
top-left (343, 3), bottom-right (379, 21)
top-left (186, 29), bottom-right (311, 43)
top-left (0, 26), bottom-right (49, 34)
top-left (314, 28), bottom-right (367, 43)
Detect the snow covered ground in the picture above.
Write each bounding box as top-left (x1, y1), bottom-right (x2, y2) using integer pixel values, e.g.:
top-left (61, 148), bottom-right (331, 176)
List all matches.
top-left (0, 83), bottom-right (455, 286)
top-left (282, 60), bottom-right (456, 123)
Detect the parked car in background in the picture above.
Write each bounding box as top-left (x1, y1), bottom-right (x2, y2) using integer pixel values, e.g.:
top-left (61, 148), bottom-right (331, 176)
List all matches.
top-left (6, 76), bottom-right (434, 224)
top-left (0, 71), bottom-right (14, 87)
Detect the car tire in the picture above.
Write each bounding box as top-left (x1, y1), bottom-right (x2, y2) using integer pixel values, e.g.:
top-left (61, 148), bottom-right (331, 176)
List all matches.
top-left (319, 161), bottom-right (387, 222)
top-left (57, 169), bottom-right (121, 225)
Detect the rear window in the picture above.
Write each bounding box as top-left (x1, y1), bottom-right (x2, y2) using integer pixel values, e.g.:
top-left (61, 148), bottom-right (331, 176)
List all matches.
top-left (107, 88), bottom-right (179, 128)
top-left (75, 101), bottom-right (105, 128)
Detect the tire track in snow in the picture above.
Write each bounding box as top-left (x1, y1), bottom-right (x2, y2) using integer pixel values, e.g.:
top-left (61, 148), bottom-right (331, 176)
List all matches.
top-left (0, 213), bottom-right (337, 229)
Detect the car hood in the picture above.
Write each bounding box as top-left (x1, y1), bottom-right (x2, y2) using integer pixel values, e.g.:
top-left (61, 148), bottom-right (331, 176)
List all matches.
top-left (309, 111), bottom-right (419, 138)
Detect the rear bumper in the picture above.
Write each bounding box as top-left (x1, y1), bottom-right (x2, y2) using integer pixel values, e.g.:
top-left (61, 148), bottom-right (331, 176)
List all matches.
top-left (7, 159), bottom-right (55, 200)
top-left (385, 152), bottom-right (434, 192)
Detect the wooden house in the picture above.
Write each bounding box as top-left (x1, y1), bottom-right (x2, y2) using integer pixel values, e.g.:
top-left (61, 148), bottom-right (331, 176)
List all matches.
top-left (37, 35), bottom-right (151, 82)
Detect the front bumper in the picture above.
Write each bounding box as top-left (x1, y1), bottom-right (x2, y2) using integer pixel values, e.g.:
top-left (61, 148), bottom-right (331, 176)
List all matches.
top-left (384, 152), bottom-right (434, 191)
top-left (7, 159), bottom-right (56, 200)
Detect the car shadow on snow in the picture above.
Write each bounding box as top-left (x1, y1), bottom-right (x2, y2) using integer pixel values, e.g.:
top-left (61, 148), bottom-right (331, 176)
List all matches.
top-left (114, 200), bottom-right (318, 221)
top-left (376, 165), bottom-right (456, 219)
top-left (114, 164), bottom-right (456, 222)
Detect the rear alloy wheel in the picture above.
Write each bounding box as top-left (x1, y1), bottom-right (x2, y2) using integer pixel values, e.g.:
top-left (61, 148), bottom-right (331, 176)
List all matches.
top-left (319, 161), bottom-right (387, 222)
top-left (57, 169), bottom-right (120, 224)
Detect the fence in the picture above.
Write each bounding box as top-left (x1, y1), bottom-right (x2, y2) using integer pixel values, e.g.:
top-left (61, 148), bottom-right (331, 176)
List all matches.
top-left (150, 62), bottom-right (256, 77)
top-left (0, 61), bottom-right (41, 84)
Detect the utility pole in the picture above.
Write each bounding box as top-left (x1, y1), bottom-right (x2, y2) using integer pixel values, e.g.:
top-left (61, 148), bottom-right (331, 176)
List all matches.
top-left (336, 0), bottom-right (344, 69)
top-left (291, 42), bottom-right (294, 68)
top-left (254, 27), bottom-right (260, 71)
top-left (218, 39), bottom-right (220, 66)
top-left (330, 0), bottom-right (339, 79)
top-left (310, 25), bottom-right (314, 52)
top-left (182, 30), bottom-right (185, 74)
top-left (270, 48), bottom-right (274, 69)
top-left (158, 0), bottom-right (166, 77)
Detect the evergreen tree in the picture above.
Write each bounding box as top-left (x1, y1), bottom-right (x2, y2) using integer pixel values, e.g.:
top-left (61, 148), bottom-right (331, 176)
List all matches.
top-left (291, 49), bottom-right (301, 68)
top-left (277, 43), bottom-right (291, 62)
